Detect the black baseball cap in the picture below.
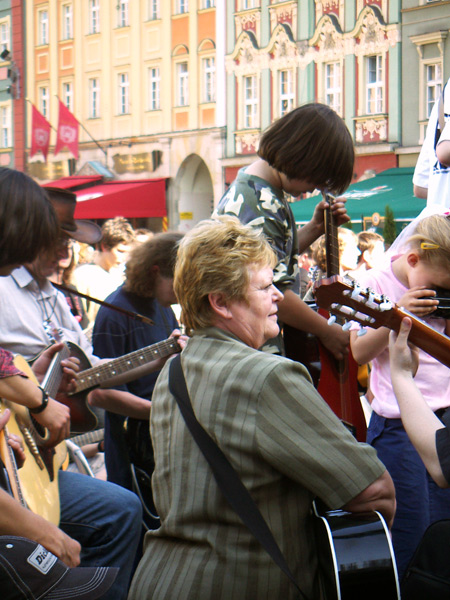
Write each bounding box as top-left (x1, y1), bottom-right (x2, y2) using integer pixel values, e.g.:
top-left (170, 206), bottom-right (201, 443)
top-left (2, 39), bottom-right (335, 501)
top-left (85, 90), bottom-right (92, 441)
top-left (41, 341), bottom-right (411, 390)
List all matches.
top-left (0, 536), bottom-right (118, 599)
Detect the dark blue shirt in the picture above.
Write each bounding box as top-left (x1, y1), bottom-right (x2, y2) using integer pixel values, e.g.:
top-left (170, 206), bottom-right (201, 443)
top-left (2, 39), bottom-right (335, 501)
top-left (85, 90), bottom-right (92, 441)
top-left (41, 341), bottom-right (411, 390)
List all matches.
top-left (93, 284), bottom-right (178, 490)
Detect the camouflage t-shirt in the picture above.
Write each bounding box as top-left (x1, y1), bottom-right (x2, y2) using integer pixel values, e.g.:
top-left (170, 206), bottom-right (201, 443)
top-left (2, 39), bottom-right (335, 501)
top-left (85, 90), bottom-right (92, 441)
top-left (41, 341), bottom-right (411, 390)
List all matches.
top-left (215, 168), bottom-right (299, 353)
top-left (215, 168), bottom-right (299, 292)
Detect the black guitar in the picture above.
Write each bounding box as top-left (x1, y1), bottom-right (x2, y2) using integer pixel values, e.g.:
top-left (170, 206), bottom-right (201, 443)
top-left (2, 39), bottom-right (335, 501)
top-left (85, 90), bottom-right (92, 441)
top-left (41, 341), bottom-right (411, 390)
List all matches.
top-left (313, 501), bottom-right (400, 599)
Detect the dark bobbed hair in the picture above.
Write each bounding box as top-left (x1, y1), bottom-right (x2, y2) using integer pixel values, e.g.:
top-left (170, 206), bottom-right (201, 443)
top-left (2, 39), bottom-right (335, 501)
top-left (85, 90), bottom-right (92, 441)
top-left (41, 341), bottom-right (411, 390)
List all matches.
top-left (0, 167), bottom-right (59, 269)
top-left (124, 231), bottom-right (184, 298)
top-left (258, 103), bottom-right (355, 196)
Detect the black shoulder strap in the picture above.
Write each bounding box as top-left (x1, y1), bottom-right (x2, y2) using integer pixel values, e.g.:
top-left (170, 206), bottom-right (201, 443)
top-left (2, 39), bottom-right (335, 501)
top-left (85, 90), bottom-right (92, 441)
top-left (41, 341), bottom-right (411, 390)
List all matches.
top-left (168, 355), bottom-right (309, 600)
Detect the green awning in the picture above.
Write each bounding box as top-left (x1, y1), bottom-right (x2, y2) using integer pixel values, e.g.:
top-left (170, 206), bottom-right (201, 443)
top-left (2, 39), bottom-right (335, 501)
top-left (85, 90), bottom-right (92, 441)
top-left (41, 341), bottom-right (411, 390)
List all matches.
top-left (290, 167), bottom-right (426, 231)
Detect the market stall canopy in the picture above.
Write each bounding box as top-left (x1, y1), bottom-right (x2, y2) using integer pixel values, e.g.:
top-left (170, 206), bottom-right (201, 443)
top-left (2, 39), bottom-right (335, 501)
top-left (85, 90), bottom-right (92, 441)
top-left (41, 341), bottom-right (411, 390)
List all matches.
top-left (73, 179), bottom-right (167, 219)
top-left (290, 168), bottom-right (426, 230)
top-left (43, 175), bottom-right (103, 190)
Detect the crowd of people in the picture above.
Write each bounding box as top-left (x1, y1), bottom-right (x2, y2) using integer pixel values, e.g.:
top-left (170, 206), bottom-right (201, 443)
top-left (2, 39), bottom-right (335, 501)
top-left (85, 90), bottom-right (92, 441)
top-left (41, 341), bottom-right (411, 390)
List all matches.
top-left (1, 99), bottom-right (450, 599)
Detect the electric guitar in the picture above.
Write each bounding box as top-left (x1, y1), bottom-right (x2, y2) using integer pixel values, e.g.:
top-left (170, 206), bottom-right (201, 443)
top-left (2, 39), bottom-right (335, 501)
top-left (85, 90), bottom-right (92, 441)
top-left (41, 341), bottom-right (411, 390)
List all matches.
top-left (42, 337), bottom-right (182, 433)
top-left (313, 501), bottom-right (400, 599)
top-left (0, 356), bottom-right (68, 525)
top-left (313, 275), bottom-right (450, 368)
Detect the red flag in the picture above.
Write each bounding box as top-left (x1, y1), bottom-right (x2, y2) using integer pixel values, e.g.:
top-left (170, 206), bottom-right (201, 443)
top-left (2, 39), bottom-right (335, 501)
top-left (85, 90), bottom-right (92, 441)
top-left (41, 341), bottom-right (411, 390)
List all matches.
top-left (30, 104), bottom-right (51, 161)
top-left (54, 100), bottom-right (79, 159)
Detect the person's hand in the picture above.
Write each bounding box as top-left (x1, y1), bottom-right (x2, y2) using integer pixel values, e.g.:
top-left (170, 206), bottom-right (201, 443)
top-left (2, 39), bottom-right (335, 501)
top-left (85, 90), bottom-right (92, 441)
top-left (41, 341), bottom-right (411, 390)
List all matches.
top-left (0, 409), bottom-right (26, 468)
top-left (32, 398), bottom-right (71, 447)
top-left (171, 328), bottom-right (189, 351)
top-left (389, 317), bottom-right (419, 378)
top-left (318, 323), bottom-right (349, 360)
top-left (41, 526), bottom-right (81, 567)
top-left (311, 196), bottom-right (351, 233)
top-left (398, 286), bottom-right (439, 318)
top-left (32, 343), bottom-right (80, 392)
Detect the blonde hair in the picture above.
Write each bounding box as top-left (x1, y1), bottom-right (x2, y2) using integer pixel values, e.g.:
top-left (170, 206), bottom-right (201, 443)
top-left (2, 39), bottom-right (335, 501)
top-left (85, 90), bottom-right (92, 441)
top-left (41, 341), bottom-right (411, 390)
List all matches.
top-left (174, 216), bottom-right (277, 333)
top-left (312, 227), bottom-right (358, 273)
top-left (406, 214), bottom-right (450, 269)
top-left (357, 231), bottom-right (384, 255)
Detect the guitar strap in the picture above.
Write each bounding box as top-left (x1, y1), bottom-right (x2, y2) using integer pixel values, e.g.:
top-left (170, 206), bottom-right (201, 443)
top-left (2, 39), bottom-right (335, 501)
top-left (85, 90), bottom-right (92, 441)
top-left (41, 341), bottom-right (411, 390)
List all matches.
top-left (168, 355), bottom-right (310, 600)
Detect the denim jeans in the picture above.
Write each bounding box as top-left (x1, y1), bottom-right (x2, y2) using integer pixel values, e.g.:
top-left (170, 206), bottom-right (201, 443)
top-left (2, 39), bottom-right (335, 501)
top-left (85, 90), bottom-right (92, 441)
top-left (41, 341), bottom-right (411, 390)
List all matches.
top-left (367, 412), bottom-right (450, 581)
top-left (59, 470), bottom-right (143, 600)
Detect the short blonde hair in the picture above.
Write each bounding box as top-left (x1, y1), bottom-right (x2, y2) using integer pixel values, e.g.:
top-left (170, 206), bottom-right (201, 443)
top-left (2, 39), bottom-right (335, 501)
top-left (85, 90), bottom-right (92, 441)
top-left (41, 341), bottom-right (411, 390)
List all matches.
top-left (312, 227), bottom-right (358, 273)
top-left (174, 216), bottom-right (277, 333)
top-left (406, 214), bottom-right (450, 269)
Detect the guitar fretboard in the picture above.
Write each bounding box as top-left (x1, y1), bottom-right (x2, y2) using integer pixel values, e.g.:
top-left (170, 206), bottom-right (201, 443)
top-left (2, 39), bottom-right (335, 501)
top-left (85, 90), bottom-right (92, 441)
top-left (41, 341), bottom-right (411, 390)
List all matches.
top-left (74, 338), bottom-right (181, 393)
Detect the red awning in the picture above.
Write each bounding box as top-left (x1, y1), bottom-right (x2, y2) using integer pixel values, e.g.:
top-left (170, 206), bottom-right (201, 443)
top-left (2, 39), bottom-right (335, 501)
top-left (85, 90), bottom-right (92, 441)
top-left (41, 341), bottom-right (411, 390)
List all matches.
top-left (43, 175), bottom-right (103, 190)
top-left (73, 179), bottom-right (167, 219)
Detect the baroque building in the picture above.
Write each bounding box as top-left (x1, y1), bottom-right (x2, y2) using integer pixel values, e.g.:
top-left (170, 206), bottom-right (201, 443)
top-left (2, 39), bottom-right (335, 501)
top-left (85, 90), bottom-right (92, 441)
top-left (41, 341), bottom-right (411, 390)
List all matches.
top-left (224, 0), bottom-right (402, 185)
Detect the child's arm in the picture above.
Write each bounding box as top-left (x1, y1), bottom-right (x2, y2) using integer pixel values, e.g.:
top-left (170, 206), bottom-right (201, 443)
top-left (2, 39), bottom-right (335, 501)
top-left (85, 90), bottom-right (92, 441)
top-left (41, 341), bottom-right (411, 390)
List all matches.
top-left (390, 318), bottom-right (448, 488)
top-left (436, 122), bottom-right (450, 167)
top-left (350, 327), bottom-right (390, 365)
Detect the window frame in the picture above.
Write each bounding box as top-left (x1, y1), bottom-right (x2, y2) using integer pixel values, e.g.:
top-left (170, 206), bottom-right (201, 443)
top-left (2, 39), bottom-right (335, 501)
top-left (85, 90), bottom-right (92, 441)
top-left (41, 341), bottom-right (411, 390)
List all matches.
top-left (278, 69), bottom-right (294, 117)
top-left (38, 9), bottom-right (49, 46)
top-left (117, 0), bottom-right (129, 28)
top-left (148, 0), bottom-right (159, 20)
top-left (62, 81), bottom-right (73, 112)
top-left (118, 72), bottom-right (130, 115)
top-left (324, 62), bottom-right (342, 116)
top-left (202, 56), bottom-right (215, 103)
top-left (89, 0), bottom-right (100, 34)
top-left (425, 62), bottom-right (442, 119)
top-left (148, 66), bottom-right (161, 110)
top-left (62, 3), bottom-right (73, 40)
top-left (0, 104), bottom-right (11, 149)
top-left (365, 55), bottom-right (384, 115)
top-left (177, 61), bottom-right (189, 107)
top-left (39, 86), bottom-right (50, 119)
top-left (0, 20), bottom-right (10, 54)
top-left (243, 74), bottom-right (258, 129)
top-left (89, 77), bottom-right (100, 118)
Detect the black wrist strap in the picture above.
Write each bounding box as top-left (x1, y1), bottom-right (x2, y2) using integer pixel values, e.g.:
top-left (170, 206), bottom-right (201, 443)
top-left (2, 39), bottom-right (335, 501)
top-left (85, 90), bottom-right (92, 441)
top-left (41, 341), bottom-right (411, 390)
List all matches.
top-left (168, 355), bottom-right (309, 600)
top-left (29, 386), bottom-right (49, 414)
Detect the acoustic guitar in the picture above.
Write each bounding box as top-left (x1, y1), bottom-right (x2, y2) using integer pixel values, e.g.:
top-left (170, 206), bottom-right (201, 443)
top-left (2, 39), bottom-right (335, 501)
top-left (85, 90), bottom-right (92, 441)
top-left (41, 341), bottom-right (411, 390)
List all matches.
top-left (314, 275), bottom-right (450, 367)
top-left (313, 501), bottom-right (400, 599)
top-left (0, 357), bottom-right (68, 525)
top-left (315, 196), bottom-right (367, 442)
top-left (40, 337), bottom-right (182, 433)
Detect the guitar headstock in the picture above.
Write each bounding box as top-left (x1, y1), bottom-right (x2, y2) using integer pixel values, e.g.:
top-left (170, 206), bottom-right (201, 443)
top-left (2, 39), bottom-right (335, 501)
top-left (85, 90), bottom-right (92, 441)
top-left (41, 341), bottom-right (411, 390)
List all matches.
top-left (313, 275), bottom-right (401, 332)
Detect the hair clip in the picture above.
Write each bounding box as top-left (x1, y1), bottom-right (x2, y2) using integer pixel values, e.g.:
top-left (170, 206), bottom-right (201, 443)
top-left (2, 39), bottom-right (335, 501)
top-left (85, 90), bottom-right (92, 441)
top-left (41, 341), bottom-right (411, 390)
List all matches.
top-left (420, 242), bottom-right (440, 250)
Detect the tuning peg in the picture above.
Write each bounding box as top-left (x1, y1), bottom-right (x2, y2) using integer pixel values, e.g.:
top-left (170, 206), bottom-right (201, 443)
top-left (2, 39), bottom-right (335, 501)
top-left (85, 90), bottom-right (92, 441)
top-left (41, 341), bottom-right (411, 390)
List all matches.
top-left (357, 327), bottom-right (367, 337)
top-left (342, 322), bottom-right (352, 331)
top-left (379, 300), bottom-right (393, 311)
top-left (327, 315), bottom-right (336, 325)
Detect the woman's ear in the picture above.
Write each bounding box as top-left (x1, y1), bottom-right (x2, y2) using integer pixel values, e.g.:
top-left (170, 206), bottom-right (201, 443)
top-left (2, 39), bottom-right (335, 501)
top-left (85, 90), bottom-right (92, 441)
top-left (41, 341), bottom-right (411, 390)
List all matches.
top-left (208, 292), bottom-right (232, 319)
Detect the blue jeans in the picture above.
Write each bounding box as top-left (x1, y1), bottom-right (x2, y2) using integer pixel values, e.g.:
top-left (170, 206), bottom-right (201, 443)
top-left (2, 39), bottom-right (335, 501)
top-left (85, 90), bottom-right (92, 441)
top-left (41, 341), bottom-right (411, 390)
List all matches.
top-left (367, 412), bottom-right (450, 580)
top-left (59, 470), bottom-right (143, 600)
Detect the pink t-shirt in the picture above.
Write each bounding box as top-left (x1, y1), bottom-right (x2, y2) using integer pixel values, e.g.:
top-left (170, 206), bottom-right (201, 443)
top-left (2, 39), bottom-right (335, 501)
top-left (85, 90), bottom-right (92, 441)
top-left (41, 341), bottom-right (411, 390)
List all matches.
top-left (351, 258), bottom-right (450, 418)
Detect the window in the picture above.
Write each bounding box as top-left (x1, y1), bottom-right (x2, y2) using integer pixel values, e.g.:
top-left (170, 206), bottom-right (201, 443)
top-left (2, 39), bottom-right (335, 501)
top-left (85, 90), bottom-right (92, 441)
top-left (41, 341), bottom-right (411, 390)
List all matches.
top-left (366, 55), bottom-right (383, 114)
top-left (244, 75), bottom-right (258, 128)
top-left (148, 67), bottom-right (160, 110)
top-left (426, 64), bottom-right (442, 118)
top-left (89, 0), bottom-right (100, 34)
top-left (202, 0), bottom-right (215, 7)
top-left (0, 22), bottom-right (9, 53)
top-left (39, 86), bottom-right (50, 119)
top-left (0, 105), bottom-right (11, 148)
top-left (177, 62), bottom-right (189, 106)
top-left (279, 70), bottom-right (294, 117)
top-left (176, 0), bottom-right (188, 14)
top-left (325, 63), bottom-right (342, 115)
top-left (148, 0), bottom-right (159, 19)
top-left (38, 10), bottom-right (49, 45)
top-left (62, 4), bottom-right (73, 40)
top-left (89, 78), bottom-right (100, 118)
top-left (242, 0), bottom-right (257, 8)
top-left (202, 57), bottom-right (215, 103)
top-left (63, 82), bottom-right (73, 112)
top-left (117, 0), bottom-right (129, 27)
top-left (118, 73), bottom-right (129, 114)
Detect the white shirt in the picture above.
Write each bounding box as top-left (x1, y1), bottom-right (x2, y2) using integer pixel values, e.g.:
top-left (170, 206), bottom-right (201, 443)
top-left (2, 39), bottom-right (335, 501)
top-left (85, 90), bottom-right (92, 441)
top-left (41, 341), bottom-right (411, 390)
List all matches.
top-left (413, 77), bottom-right (450, 207)
top-left (0, 266), bottom-right (97, 363)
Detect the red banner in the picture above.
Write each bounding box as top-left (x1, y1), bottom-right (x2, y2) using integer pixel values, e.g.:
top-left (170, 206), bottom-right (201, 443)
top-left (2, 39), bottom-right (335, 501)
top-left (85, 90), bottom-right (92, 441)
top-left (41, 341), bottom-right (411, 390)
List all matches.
top-left (54, 100), bottom-right (79, 159)
top-left (30, 104), bottom-right (51, 161)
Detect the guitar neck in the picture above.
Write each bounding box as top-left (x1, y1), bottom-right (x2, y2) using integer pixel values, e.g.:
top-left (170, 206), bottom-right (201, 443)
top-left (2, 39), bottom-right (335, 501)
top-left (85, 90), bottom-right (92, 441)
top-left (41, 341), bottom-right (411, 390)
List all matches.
top-left (74, 337), bottom-right (181, 393)
top-left (324, 193), bottom-right (340, 278)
